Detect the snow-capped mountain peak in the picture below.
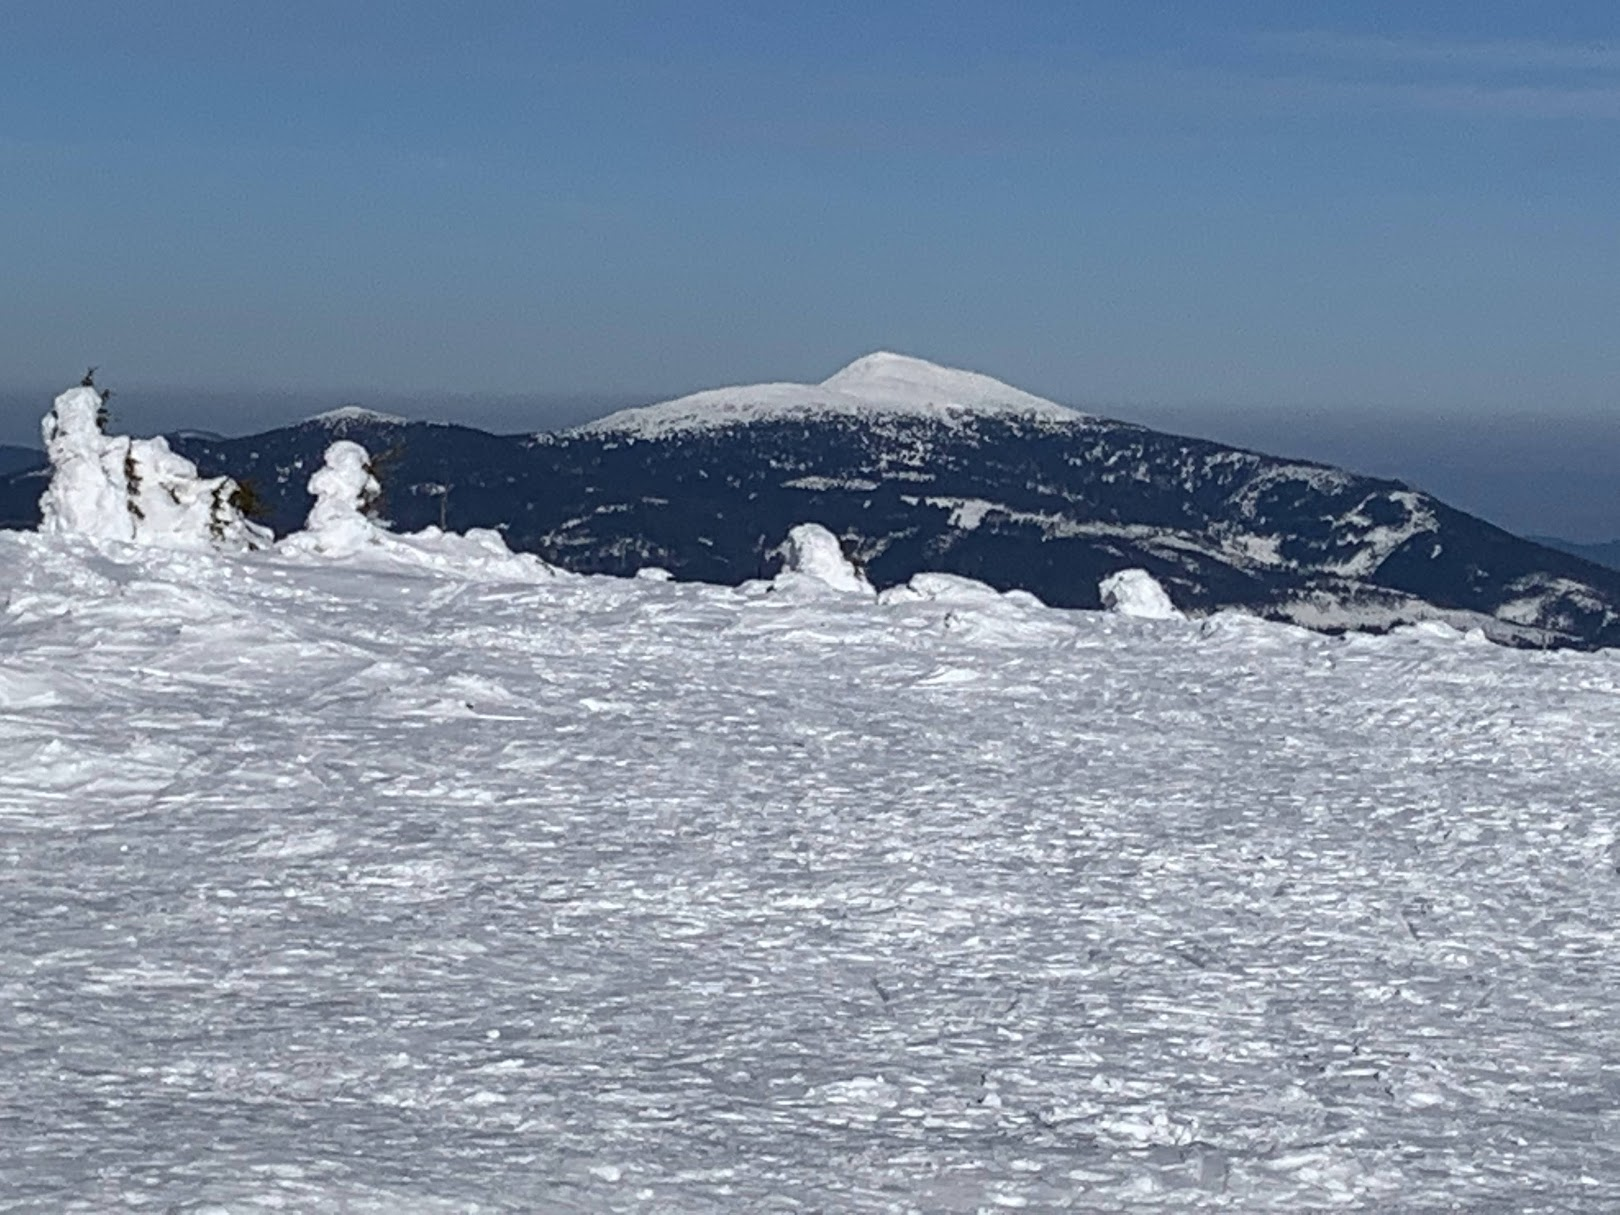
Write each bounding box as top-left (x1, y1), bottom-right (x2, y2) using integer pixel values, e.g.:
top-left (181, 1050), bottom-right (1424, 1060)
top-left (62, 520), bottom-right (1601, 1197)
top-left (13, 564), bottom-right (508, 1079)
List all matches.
top-left (307, 405), bottom-right (409, 428)
top-left (819, 351), bottom-right (1074, 416)
top-left (578, 351), bottom-right (1083, 438)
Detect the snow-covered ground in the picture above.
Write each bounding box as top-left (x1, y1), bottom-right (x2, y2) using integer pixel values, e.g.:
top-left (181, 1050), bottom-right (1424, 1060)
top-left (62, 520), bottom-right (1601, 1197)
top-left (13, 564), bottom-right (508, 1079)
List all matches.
top-left (4, 528), bottom-right (1620, 1212)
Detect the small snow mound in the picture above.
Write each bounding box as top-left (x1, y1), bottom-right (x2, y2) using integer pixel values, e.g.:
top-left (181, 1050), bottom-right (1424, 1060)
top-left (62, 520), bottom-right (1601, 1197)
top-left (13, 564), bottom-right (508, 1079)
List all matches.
top-left (1397, 620), bottom-right (1468, 642)
top-left (1099, 569), bottom-right (1183, 620)
top-left (775, 523), bottom-right (873, 596)
top-left (879, 572), bottom-right (1030, 607)
top-left (38, 384), bottom-right (269, 552)
top-left (373, 526), bottom-right (559, 581)
top-left (635, 567), bottom-right (674, 582)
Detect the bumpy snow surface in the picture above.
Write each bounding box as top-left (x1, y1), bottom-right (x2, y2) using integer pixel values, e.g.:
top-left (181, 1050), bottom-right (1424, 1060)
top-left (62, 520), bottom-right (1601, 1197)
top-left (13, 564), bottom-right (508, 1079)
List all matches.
top-left (580, 352), bottom-right (1083, 438)
top-left (4, 534), bottom-right (1620, 1212)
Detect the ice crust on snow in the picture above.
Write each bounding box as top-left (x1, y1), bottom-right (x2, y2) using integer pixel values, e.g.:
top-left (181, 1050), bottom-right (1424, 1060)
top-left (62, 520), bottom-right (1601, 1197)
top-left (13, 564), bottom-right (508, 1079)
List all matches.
top-left (579, 351), bottom-right (1085, 438)
top-left (5, 522), bottom-right (1620, 1209)
top-left (38, 385), bottom-right (269, 552)
top-left (1099, 567), bottom-right (1184, 620)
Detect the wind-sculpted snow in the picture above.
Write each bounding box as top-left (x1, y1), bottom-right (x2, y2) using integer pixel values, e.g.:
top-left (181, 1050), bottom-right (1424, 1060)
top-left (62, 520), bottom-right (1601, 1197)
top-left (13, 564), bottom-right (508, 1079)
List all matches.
top-left (3, 533), bottom-right (1620, 1211)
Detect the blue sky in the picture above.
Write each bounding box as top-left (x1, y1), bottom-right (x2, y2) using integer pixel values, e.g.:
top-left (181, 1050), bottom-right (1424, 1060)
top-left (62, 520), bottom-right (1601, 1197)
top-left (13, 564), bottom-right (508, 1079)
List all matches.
top-left (1, 2), bottom-right (1617, 532)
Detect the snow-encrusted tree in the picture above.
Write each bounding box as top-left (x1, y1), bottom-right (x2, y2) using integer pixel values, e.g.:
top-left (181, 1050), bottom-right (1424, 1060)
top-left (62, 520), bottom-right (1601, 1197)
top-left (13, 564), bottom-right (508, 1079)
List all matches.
top-left (279, 439), bottom-right (556, 580)
top-left (38, 382), bottom-right (270, 551)
top-left (773, 523), bottom-right (874, 596)
top-left (1099, 568), bottom-right (1183, 620)
top-left (281, 440), bottom-right (385, 556)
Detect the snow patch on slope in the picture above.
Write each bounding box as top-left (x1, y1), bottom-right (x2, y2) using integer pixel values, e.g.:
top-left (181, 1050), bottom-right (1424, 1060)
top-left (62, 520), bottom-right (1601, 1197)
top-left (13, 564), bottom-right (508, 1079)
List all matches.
top-left (1325, 491), bottom-right (1439, 578)
top-left (1274, 586), bottom-right (1549, 644)
top-left (1496, 575), bottom-right (1617, 633)
top-left (579, 351), bottom-right (1084, 438)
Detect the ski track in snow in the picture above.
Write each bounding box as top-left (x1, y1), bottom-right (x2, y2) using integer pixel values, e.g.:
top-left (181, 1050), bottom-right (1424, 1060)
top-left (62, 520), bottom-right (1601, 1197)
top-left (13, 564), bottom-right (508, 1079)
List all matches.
top-left (3, 534), bottom-right (1620, 1211)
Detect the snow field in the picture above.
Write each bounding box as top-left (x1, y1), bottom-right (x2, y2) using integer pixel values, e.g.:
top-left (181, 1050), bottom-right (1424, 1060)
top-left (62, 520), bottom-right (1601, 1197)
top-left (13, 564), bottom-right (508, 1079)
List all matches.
top-left (2, 532), bottom-right (1620, 1211)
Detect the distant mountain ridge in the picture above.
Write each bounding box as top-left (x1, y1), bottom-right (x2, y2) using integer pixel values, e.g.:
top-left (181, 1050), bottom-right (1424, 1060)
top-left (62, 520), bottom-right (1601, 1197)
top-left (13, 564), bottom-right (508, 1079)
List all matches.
top-left (1528, 536), bottom-right (1620, 573)
top-left (0, 445), bottom-right (46, 527)
top-left (0, 445), bottom-right (44, 479)
top-left (580, 350), bottom-right (1083, 437)
top-left (3, 353), bottom-right (1619, 647)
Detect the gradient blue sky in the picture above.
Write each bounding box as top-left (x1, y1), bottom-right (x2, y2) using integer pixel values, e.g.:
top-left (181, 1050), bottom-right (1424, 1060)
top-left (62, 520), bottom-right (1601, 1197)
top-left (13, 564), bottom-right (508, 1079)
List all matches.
top-left (3, 2), bottom-right (1618, 533)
